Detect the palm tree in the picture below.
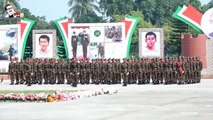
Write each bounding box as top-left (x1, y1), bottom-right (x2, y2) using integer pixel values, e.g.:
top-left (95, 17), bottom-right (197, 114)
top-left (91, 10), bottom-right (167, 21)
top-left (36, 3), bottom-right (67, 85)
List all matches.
top-left (68, 0), bottom-right (101, 20)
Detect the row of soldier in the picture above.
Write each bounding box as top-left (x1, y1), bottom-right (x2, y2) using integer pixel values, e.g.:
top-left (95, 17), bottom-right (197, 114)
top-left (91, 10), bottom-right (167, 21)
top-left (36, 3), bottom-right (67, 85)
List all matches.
top-left (8, 57), bottom-right (202, 87)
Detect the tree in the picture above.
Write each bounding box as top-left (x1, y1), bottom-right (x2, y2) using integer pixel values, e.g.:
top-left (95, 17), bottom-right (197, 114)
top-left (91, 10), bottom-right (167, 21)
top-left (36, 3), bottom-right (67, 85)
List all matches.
top-left (201, 0), bottom-right (213, 13)
top-left (75, 11), bottom-right (106, 23)
top-left (168, 19), bottom-right (189, 57)
top-left (68, 0), bottom-right (100, 21)
top-left (99, 0), bottom-right (134, 17)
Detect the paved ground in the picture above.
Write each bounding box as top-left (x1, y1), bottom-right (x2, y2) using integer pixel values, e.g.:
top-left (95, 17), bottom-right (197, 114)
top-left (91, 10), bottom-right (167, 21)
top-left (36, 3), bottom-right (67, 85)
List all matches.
top-left (0, 80), bottom-right (213, 120)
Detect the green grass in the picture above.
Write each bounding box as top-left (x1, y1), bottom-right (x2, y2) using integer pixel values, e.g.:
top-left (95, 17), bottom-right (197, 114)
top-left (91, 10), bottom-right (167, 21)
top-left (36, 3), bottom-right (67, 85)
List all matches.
top-left (0, 90), bottom-right (78, 94)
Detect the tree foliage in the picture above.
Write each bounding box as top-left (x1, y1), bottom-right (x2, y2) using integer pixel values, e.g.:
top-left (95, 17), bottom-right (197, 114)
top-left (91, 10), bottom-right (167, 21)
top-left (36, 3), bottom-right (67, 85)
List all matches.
top-left (68, 0), bottom-right (100, 20)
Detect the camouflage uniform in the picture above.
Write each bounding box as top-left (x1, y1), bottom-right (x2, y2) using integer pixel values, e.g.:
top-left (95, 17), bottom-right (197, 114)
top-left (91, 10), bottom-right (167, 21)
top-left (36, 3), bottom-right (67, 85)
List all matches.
top-left (8, 60), bottom-right (15, 85)
top-left (14, 60), bottom-right (20, 84)
top-left (121, 59), bottom-right (128, 86)
top-left (19, 60), bottom-right (25, 84)
top-left (37, 59), bottom-right (43, 84)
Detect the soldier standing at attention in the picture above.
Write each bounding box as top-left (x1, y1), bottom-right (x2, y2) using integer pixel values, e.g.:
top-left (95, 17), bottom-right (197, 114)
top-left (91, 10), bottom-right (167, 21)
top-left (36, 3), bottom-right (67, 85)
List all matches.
top-left (137, 59), bottom-right (142, 85)
top-left (152, 58), bottom-right (158, 84)
top-left (85, 58), bottom-right (91, 84)
top-left (13, 58), bottom-right (19, 84)
top-left (9, 59), bottom-right (15, 85)
top-left (66, 59), bottom-right (72, 84)
top-left (37, 59), bottom-right (43, 84)
top-left (71, 58), bottom-right (78, 87)
top-left (196, 57), bottom-right (202, 83)
top-left (121, 58), bottom-right (128, 86)
top-left (71, 32), bottom-right (78, 58)
top-left (31, 59), bottom-right (37, 84)
top-left (19, 59), bottom-right (25, 84)
top-left (163, 58), bottom-right (169, 84)
top-left (90, 59), bottom-right (95, 84)
top-left (82, 30), bottom-right (90, 59)
top-left (25, 59), bottom-right (32, 86)
top-left (43, 59), bottom-right (49, 84)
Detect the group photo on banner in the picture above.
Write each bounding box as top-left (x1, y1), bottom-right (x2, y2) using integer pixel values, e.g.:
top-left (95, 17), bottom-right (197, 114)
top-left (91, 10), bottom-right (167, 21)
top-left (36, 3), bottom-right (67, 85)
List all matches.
top-left (67, 23), bottom-right (126, 60)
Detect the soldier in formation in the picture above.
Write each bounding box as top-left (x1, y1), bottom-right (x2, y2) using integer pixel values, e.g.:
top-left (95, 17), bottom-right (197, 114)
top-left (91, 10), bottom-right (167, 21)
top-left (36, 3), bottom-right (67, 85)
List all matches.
top-left (8, 56), bottom-right (202, 86)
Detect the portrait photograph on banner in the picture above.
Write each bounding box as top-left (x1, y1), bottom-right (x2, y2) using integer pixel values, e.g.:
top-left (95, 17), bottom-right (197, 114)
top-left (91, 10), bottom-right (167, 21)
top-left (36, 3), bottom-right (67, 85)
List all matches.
top-left (139, 28), bottom-right (164, 58)
top-left (0, 25), bottom-right (20, 72)
top-left (68, 26), bottom-right (90, 59)
top-left (32, 30), bottom-right (57, 59)
top-left (68, 23), bottom-right (125, 59)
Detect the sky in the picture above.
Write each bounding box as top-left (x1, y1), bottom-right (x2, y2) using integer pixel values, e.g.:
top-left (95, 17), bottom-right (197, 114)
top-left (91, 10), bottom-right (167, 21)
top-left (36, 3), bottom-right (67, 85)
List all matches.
top-left (19, 0), bottom-right (211, 22)
top-left (19, 0), bottom-right (70, 22)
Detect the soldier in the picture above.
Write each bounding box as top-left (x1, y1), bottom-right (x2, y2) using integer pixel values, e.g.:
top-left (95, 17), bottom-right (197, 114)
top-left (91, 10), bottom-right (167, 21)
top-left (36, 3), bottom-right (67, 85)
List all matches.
top-left (14, 58), bottom-right (20, 84)
top-left (177, 57), bottom-right (184, 84)
top-left (146, 58), bottom-right (152, 84)
top-left (90, 59), bottom-right (95, 84)
top-left (196, 57), bottom-right (202, 83)
top-left (71, 32), bottom-right (78, 58)
top-left (163, 57), bottom-right (169, 84)
top-left (43, 59), bottom-right (49, 84)
top-left (37, 59), bottom-right (43, 84)
top-left (131, 59), bottom-right (137, 84)
top-left (185, 57), bottom-right (191, 84)
top-left (172, 58), bottom-right (178, 84)
top-left (19, 59), bottom-right (25, 84)
top-left (159, 58), bottom-right (164, 84)
top-left (57, 60), bottom-right (64, 84)
top-left (97, 43), bottom-right (104, 59)
top-left (121, 58), bottom-right (128, 86)
top-left (25, 59), bottom-right (33, 86)
top-left (66, 59), bottom-right (72, 84)
top-left (111, 59), bottom-right (116, 84)
top-left (108, 58), bottom-right (113, 84)
top-left (126, 59), bottom-right (132, 84)
top-left (71, 58), bottom-right (78, 87)
top-left (141, 58), bottom-right (147, 84)
top-left (8, 59), bottom-right (15, 85)
top-left (82, 30), bottom-right (90, 59)
top-left (137, 58), bottom-right (143, 85)
top-left (85, 58), bottom-right (91, 84)
top-left (114, 59), bottom-right (121, 84)
top-left (99, 59), bottom-right (104, 84)
top-left (31, 59), bottom-right (37, 84)
top-left (79, 59), bottom-right (85, 84)
top-left (152, 58), bottom-right (158, 84)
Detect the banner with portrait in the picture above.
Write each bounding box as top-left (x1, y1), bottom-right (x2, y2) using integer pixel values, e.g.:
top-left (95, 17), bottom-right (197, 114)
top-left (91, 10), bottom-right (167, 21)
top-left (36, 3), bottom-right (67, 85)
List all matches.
top-left (32, 30), bottom-right (57, 59)
top-left (68, 23), bottom-right (125, 59)
top-left (0, 24), bottom-right (20, 72)
top-left (139, 28), bottom-right (164, 58)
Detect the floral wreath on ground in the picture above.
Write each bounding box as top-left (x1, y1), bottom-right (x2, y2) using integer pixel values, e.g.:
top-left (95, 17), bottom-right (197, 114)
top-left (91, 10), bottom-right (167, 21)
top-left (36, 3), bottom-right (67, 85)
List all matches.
top-left (0, 88), bottom-right (118, 102)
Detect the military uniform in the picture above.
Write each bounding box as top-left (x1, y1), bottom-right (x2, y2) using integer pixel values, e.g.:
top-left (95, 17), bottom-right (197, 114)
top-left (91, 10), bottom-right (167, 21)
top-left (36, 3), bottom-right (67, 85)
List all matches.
top-left (8, 60), bottom-right (15, 85)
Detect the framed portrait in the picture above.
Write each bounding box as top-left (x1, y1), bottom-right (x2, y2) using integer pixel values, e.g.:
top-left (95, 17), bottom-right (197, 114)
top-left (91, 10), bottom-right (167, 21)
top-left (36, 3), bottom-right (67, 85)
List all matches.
top-left (32, 30), bottom-right (57, 59)
top-left (139, 28), bottom-right (164, 58)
